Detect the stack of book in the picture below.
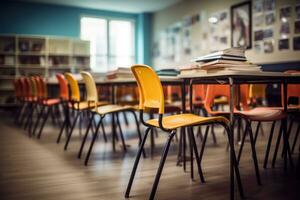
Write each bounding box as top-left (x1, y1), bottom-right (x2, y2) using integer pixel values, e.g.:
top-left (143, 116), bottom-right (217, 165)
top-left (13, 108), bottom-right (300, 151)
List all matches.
top-left (180, 47), bottom-right (262, 75)
top-left (106, 67), bottom-right (133, 80)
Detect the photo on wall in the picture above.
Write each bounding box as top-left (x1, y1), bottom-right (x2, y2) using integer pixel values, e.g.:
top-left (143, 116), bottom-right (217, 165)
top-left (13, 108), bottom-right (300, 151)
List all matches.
top-left (280, 22), bottom-right (290, 35)
top-left (293, 36), bottom-right (300, 50)
top-left (264, 0), bottom-right (275, 12)
top-left (264, 39), bottom-right (274, 53)
top-left (231, 1), bottom-right (252, 49)
top-left (265, 12), bottom-right (276, 26)
top-left (296, 4), bottom-right (300, 20)
top-left (280, 6), bottom-right (292, 19)
top-left (278, 38), bottom-right (289, 50)
top-left (263, 28), bottom-right (274, 39)
top-left (254, 14), bottom-right (264, 27)
top-left (253, 0), bottom-right (263, 14)
top-left (295, 21), bottom-right (300, 34)
top-left (254, 30), bottom-right (264, 41)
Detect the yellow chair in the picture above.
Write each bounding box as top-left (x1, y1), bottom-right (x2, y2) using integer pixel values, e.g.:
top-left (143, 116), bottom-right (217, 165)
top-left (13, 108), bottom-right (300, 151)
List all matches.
top-left (77, 71), bottom-right (143, 166)
top-left (125, 64), bottom-right (244, 200)
top-left (57, 73), bottom-right (109, 149)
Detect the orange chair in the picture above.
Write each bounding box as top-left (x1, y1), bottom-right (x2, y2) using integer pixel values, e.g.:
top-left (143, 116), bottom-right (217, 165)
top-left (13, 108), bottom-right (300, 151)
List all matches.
top-left (203, 84), bottom-right (286, 185)
top-left (32, 75), bottom-right (63, 139)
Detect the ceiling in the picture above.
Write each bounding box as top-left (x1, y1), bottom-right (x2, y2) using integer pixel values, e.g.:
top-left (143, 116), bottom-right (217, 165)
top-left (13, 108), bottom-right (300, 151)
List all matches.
top-left (16, 0), bottom-right (183, 13)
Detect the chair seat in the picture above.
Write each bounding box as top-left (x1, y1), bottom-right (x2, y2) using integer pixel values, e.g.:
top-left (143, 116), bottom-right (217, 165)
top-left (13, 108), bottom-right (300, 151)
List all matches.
top-left (94, 104), bottom-right (133, 115)
top-left (210, 107), bottom-right (286, 122)
top-left (146, 113), bottom-right (229, 130)
top-left (68, 101), bottom-right (108, 110)
top-left (42, 98), bottom-right (60, 105)
top-left (239, 107), bottom-right (286, 121)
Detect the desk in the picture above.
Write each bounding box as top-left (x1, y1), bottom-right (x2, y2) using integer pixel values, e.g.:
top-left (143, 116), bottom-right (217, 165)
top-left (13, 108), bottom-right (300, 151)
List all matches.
top-left (178, 71), bottom-right (300, 199)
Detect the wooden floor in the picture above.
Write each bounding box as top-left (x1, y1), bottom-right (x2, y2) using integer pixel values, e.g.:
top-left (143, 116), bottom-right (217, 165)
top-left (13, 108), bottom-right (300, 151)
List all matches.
top-left (0, 110), bottom-right (299, 200)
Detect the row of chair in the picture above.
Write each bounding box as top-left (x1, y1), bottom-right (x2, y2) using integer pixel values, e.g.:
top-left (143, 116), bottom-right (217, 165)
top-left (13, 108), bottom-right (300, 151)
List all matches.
top-left (12, 66), bottom-right (300, 200)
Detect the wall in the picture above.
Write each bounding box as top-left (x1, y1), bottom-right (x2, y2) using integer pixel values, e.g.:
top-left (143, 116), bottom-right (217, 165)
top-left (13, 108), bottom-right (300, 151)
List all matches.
top-left (152, 0), bottom-right (300, 71)
top-left (0, 1), bottom-right (152, 65)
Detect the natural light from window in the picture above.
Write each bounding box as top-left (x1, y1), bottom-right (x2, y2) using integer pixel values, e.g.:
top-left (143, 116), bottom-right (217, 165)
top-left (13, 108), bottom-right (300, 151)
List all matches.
top-left (80, 17), bottom-right (135, 72)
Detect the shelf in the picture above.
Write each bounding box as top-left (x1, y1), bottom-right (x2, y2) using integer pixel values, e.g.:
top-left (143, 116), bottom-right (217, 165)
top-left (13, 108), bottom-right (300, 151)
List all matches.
top-left (18, 65), bottom-right (46, 69)
top-left (0, 65), bottom-right (16, 68)
top-left (18, 51), bottom-right (46, 56)
top-left (0, 75), bottom-right (15, 80)
top-left (48, 66), bottom-right (71, 69)
top-left (72, 54), bottom-right (90, 57)
top-left (0, 51), bottom-right (15, 55)
top-left (49, 53), bottom-right (70, 56)
top-left (0, 87), bottom-right (14, 91)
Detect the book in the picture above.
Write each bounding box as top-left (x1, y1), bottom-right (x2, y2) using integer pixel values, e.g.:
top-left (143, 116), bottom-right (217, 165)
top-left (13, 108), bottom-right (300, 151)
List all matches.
top-left (192, 55), bottom-right (247, 62)
top-left (198, 59), bottom-right (252, 68)
top-left (200, 63), bottom-right (261, 70)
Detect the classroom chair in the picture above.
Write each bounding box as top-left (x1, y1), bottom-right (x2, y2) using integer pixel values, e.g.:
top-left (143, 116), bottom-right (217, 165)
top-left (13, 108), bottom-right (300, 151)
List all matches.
top-left (57, 72), bottom-right (108, 150)
top-left (77, 71), bottom-right (143, 166)
top-left (125, 64), bottom-right (244, 200)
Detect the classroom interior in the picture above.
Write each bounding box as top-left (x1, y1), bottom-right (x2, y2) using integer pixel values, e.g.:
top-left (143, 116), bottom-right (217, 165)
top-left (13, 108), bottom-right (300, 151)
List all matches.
top-left (0, 0), bottom-right (300, 199)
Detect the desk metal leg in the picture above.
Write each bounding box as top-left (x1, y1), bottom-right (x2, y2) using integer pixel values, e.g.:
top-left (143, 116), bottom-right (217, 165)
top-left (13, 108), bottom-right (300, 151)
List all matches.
top-left (229, 77), bottom-right (235, 200)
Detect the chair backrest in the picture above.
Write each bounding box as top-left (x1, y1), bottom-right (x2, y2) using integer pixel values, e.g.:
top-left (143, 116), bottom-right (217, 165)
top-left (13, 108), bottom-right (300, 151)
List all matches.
top-left (65, 73), bottom-right (81, 102)
top-left (193, 84), bottom-right (207, 102)
top-left (13, 79), bottom-right (22, 98)
top-left (80, 71), bottom-right (98, 103)
top-left (24, 77), bottom-right (33, 98)
top-left (35, 76), bottom-right (48, 99)
top-left (19, 77), bottom-right (29, 98)
top-left (131, 64), bottom-right (165, 114)
top-left (32, 76), bottom-right (42, 99)
top-left (30, 76), bottom-right (38, 98)
top-left (56, 73), bottom-right (69, 101)
top-left (204, 84), bottom-right (231, 114)
top-left (282, 70), bottom-right (300, 106)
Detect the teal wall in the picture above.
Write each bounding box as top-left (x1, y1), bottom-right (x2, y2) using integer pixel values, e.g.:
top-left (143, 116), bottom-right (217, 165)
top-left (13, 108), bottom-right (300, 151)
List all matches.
top-left (0, 1), bottom-right (152, 65)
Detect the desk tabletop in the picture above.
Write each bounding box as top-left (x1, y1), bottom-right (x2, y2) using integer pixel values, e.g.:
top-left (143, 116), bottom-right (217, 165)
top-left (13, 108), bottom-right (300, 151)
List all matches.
top-left (47, 76), bottom-right (182, 85)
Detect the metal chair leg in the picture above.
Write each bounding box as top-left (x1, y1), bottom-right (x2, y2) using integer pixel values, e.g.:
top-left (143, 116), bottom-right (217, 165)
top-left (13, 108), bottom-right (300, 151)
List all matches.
top-left (292, 122), bottom-right (300, 154)
top-left (116, 113), bottom-right (127, 151)
top-left (237, 121), bottom-right (249, 164)
top-left (32, 105), bottom-right (45, 136)
top-left (263, 121), bottom-right (276, 168)
top-left (199, 126), bottom-right (209, 164)
top-left (125, 128), bottom-right (150, 198)
top-left (272, 123), bottom-right (283, 168)
top-left (64, 111), bottom-right (80, 150)
top-left (187, 127), bottom-right (194, 180)
top-left (149, 131), bottom-right (176, 200)
top-left (131, 110), bottom-right (146, 158)
top-left (84, 116), bottom-right (104, 166)
top-left (254, 121), bottom-right (261, 145)
top-left (78, 112), bottom-right (95, 159)
top-left (37, 107), bottom-right (51, 139)
top-left (189, 127), bottom-right (205, 183)
top-left (247, 120), bottom-right (262, 185)
top-left (222, 123), bottom-right (245, 199)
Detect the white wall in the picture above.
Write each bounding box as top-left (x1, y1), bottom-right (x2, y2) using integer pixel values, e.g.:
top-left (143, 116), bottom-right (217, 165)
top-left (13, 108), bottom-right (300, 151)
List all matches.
top-left (152, 0), bottom-right (300, 69)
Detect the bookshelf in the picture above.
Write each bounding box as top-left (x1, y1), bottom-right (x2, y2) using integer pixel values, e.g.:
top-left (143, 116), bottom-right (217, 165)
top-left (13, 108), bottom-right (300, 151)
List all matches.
top-left (0, 34), bottom-right (90, 108)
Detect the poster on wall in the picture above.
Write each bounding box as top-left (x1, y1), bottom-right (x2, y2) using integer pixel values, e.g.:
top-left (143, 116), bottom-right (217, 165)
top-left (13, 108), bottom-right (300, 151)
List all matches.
top-left (278, 38), bottom-right (289, 50)
top-left (231, 1), bottom-right (252, 49)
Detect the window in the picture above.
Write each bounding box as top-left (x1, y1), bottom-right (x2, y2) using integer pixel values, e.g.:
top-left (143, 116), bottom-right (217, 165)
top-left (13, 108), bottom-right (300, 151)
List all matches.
top-left (80, 16), bottom-right (135, 72)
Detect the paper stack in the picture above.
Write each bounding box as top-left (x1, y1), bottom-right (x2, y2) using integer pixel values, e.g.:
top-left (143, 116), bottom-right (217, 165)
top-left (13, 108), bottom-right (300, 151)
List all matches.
top-left (106, 67), bottom-right (133, 80)
top-left (180, 47), bottom-right (262, 75)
